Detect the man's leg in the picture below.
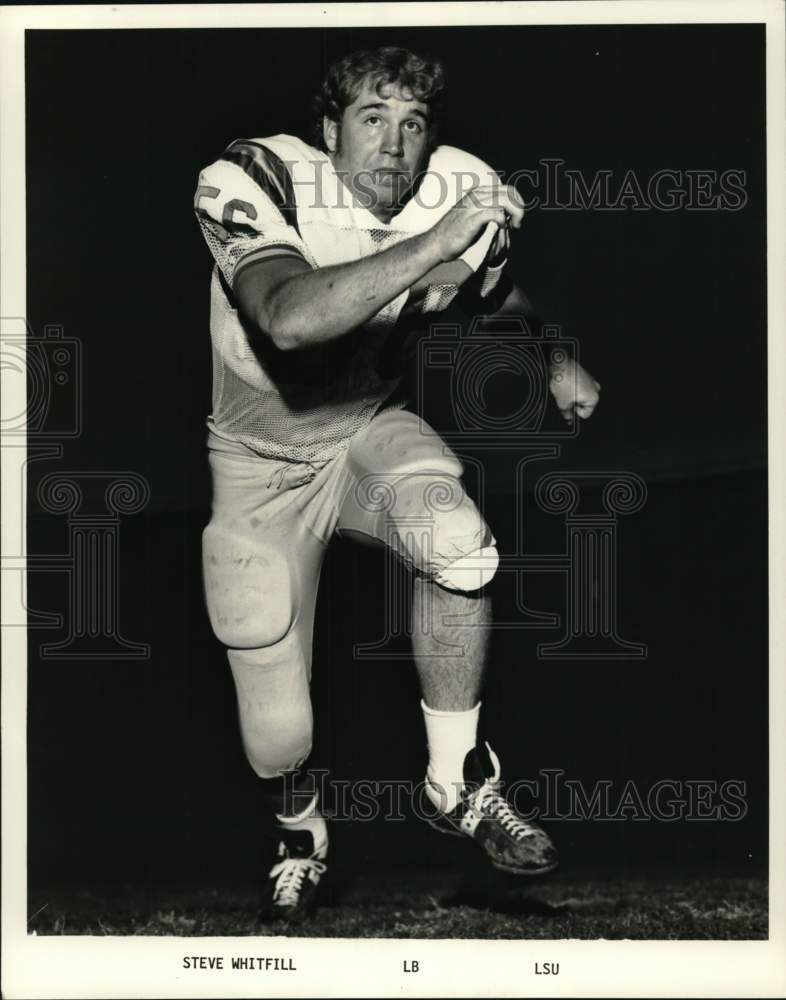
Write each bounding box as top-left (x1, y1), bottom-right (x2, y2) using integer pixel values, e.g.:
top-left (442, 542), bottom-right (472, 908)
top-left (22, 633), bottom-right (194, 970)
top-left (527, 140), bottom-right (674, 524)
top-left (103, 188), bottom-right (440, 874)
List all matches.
top-left (335, 408), bottom-right (558, 874)
top-left (202, 444), bottom-right (336, 919)
top-left (411, 579), bottom-right (489, 811)
top-left (335, 409), bottom-right (495, 807)
top-left (411, 578), bottom-right (490, 711)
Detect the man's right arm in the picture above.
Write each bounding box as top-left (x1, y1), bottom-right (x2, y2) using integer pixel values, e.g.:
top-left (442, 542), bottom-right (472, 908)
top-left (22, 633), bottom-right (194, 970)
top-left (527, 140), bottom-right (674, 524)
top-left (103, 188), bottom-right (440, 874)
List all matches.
top-left (235, 184), bottom-right (525, 352)
top-left (235, 230), bottom-right (441, 352)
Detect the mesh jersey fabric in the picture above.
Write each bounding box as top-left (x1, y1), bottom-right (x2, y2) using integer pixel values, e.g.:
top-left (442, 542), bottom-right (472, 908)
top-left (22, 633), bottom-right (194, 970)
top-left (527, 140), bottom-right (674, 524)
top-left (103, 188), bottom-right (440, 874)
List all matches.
top-left (194, 133), bottom-right (509, 465)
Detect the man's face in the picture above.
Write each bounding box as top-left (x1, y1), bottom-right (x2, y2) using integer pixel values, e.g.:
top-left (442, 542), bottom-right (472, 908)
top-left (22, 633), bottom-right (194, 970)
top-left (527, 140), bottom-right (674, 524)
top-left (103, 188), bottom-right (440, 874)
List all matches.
top-left (324, 78), bottom-right (431, 223)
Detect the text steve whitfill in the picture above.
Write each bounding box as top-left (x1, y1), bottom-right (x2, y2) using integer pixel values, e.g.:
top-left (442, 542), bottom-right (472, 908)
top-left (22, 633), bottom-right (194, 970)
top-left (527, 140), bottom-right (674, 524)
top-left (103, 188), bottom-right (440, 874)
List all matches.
top-left (182, 955), bottom-right (296, 971)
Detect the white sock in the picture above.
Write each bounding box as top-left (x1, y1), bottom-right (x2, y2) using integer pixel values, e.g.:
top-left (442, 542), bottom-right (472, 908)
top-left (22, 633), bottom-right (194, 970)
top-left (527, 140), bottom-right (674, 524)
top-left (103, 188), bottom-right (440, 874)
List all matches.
top-left (276, 794), bottom-right (328, 856)
top-left (421, 699), bottom-right (481, 812)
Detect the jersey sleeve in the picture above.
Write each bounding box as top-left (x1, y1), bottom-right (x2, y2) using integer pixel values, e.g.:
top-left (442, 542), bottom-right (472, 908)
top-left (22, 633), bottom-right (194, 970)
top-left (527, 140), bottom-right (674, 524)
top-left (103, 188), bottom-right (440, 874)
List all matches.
top-left (456, 150), bottom-right (510, 300)
top-left (430, 145), bottom-right (510, 300)
top-left (194, 139), bottom-right (316, 287)
top-left (477, 223), bottom-right (509, 298)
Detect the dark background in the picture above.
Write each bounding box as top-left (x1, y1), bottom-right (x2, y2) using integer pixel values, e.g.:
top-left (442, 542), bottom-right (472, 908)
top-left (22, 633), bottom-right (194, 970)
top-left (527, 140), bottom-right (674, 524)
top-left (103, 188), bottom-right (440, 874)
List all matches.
top-left (25, 25), bottom-right (767, 890)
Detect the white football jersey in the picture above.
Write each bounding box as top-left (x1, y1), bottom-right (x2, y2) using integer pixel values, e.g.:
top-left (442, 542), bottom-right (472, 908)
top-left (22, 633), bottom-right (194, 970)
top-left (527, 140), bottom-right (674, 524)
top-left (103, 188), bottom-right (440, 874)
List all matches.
top-left (195, 134), bottom-right (508, 465)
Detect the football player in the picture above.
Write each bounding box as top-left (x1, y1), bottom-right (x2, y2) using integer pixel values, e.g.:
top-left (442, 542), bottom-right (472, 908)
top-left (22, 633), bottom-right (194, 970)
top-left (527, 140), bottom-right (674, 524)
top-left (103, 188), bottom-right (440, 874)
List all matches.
top-left (194, 46), bottom-right (600, 923)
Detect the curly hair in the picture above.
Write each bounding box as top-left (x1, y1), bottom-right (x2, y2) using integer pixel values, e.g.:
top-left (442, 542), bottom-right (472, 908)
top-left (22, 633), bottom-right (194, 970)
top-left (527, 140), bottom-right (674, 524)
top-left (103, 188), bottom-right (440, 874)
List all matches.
top-left (312, 46), bottom-right (445, 152)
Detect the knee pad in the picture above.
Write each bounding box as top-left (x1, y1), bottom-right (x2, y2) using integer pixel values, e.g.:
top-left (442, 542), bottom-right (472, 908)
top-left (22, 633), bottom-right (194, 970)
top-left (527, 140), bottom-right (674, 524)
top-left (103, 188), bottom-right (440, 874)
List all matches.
top-left (202, 522), bottom-right (294, 649)
top-left (433, 543), bottom-right (500, 592)
top-left (229, 642), bottom-right (313, 779)
top-left (390, 475), bottom-right (497, 589)
top-left (243, 736), bottom-right (313, 780)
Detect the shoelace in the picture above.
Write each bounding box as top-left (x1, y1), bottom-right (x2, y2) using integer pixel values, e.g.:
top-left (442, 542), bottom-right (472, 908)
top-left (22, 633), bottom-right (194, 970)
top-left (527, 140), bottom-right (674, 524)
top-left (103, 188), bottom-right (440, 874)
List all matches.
top-left (269, 856), bottom-right (327, 907)
top-left (471, 782), bottom-right (536, 840)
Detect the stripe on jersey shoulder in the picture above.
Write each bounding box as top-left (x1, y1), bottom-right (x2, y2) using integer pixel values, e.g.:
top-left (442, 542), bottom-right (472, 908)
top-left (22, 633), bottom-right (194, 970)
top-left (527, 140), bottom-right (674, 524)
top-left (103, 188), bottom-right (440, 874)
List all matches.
top-left (220, 140), bottom-right (300, 236)
top-left (233, 243), bottom-right (308, 284)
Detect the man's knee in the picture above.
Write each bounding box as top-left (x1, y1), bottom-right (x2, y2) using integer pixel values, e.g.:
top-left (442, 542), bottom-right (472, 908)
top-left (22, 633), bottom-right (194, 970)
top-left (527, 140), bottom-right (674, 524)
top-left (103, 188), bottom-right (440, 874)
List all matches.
top-left (432, 542), bottom-right (500, 592)
top-left (429, 497), bottom-right (498, 592)
top-left (202, 522), bottom-right (294, 648)
top-left (243, 728), bottom-right (313, 780)
top-left (391, 474), bottom-right (498, 592)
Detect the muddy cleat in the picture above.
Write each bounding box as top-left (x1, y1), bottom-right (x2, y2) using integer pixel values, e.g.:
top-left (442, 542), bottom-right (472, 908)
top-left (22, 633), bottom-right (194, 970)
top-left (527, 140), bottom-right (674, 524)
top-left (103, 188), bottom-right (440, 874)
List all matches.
top-left (259, 829), bottom-right (327, 924)
top-left (425, 743), bottom-right (558, 876)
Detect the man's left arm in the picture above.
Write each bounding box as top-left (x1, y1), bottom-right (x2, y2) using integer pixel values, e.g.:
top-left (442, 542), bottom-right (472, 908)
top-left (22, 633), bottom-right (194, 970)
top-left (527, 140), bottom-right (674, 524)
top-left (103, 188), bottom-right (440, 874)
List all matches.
top-left (456, 268), bottom-right (602, 423)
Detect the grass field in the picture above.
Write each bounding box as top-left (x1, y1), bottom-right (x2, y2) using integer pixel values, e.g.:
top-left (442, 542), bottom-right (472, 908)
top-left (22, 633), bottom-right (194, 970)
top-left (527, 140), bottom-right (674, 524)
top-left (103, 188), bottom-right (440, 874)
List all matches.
top-left (28, 868), bottom-right (767, 939)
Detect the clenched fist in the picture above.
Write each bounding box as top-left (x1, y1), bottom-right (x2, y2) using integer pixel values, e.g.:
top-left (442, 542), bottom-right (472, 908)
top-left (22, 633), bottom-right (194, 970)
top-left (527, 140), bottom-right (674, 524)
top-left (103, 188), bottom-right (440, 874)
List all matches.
top-left (549, 352), bottom-right (601, 421)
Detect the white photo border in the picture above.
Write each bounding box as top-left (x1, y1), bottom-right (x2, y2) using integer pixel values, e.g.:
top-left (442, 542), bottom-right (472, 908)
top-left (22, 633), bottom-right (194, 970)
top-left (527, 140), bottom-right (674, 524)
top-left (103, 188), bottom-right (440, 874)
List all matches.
top-left (2, 2), bottom-right (784, 998)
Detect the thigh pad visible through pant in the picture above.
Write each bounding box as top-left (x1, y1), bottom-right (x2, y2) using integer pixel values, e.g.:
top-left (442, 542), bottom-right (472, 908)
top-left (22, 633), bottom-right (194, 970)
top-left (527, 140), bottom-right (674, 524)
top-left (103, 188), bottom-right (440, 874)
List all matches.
top-left (203, 443), bottom-right (331, 651)
top-left (202, 521), bottom-right (296, 649)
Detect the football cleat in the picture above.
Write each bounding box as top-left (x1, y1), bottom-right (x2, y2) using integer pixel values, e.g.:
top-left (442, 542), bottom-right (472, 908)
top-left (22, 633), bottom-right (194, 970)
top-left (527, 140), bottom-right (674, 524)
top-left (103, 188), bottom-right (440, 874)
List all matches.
top-left (424, 743), bottom-right (559, 876)
top-left (259, 828), bottom-right (327, 924)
